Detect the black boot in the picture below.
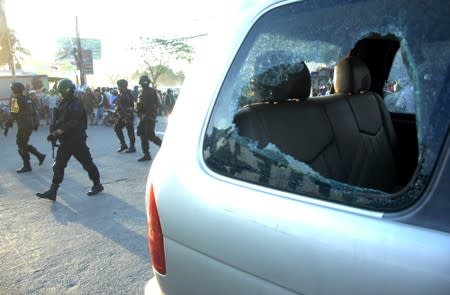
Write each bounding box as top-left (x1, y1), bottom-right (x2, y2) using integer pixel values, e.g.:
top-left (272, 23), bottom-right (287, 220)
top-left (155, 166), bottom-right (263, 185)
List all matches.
top-left (87, 183), bottom-right (104, 196)
top-left (16, 165), bottom-right (32, 173)
top-left (117, 145), bottom-right (128, 152)
top-left (37, 153), bottom-right (46, 166)
top-left (125, 146), bottom-right (136, 153)
top-left (36, 184), bottom-right (58, 201)
top-left (138, 154), bottom-right (151, 162)
top-left (17, 149), bottom-right (31, 173)
top-left (29, 146), bottom-right (46, 166)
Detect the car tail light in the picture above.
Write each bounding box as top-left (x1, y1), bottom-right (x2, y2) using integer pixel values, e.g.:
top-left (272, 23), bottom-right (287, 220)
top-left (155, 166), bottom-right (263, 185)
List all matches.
top-left (148, 184), bottom-right (166, 275)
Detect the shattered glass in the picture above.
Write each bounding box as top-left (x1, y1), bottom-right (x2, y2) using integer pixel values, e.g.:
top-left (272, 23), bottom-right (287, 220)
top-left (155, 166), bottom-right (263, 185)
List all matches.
top-left (203, 0), bottom-right (450, 211)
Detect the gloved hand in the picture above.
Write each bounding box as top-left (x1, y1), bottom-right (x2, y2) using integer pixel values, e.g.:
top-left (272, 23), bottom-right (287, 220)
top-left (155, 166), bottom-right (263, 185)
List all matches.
top-left (47, 131), bottom-right (60, 142)
top-left (47, 133), bottom-right (56, 142)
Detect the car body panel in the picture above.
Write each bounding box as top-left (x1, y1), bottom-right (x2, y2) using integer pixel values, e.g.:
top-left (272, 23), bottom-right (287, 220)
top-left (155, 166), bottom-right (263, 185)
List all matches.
top-left (148, 153), bottom-right (450, 294)
top-left (145, 0), bottom-right (450, 294)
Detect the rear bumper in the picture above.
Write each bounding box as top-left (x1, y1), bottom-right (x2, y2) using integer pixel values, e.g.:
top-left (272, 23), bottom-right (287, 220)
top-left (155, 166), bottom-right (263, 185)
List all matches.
top-left (144, 276), bottom-right (164, 295)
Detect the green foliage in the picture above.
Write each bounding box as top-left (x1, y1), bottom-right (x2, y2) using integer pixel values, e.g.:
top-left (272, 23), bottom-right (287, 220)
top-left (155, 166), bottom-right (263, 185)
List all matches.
top-left (134, 36), bottom-right (194, 88)
top-left (155, 66), bottom-right (185, 87)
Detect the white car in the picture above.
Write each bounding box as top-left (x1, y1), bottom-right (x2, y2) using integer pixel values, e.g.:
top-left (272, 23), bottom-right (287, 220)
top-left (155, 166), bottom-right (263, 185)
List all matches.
top-left (145, 0), bottom-right (450, 294)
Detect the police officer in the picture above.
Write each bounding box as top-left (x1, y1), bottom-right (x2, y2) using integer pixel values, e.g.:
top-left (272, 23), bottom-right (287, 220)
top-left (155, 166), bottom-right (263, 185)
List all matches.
top-left (4, 82), bottom-right (46, 173)
top-left (136, 75), bottom-right (162, 161)
top-left (36, 79), bottom-right (103, 201)
top-left (114, 79), bottom-right (136, 153)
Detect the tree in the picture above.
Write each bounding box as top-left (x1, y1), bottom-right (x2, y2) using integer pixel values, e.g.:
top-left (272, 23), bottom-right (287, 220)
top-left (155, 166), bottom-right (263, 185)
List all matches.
top-left (157, 66), bottom-right (185, 87)
top-left (0, 0), bottom-right (30, 71)
top-left (134, 37), bottom-right (193, 88)
top-left (106, 73), bottom-right (126, 87)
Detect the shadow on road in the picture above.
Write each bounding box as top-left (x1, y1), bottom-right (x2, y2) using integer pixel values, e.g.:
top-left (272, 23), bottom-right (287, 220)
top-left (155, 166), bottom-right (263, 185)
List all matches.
top-left (48, 188), bottom-right (150, 261)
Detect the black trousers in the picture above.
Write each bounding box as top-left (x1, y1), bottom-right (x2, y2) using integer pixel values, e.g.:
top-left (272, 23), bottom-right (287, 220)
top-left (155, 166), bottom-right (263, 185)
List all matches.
top-left (16, 127), bottom-right (41, 166)
top-left (114, 117), bottom-right (135, 147)
top-left (52, 139), bottom-right (100, 186)
top-left (138, 118), bottom-right (162, 155)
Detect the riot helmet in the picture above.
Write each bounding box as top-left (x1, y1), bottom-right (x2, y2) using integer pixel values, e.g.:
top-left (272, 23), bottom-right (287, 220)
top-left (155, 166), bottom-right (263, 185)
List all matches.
top-left (11, 82), bottom-right (25, 95)
top-left (57, 79), bottom-right (75, 99)
top-left (139, 75), bottom-right (151, 87)
top-left (116, 79), bottom-right (128, 88)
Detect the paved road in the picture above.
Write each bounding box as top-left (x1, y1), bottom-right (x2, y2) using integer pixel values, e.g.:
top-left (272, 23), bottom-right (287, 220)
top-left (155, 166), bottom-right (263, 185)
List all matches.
top-left (0, 117), bottom-right (167, 294)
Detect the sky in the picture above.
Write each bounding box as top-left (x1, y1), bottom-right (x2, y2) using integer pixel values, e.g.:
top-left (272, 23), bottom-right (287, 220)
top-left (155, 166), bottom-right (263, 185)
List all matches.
top-left (3, 0), bottom-right (256, 85)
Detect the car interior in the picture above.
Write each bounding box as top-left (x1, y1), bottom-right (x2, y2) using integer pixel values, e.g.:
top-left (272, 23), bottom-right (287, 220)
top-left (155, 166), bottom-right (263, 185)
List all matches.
top-left (233, 35), bottom-right (418, 194)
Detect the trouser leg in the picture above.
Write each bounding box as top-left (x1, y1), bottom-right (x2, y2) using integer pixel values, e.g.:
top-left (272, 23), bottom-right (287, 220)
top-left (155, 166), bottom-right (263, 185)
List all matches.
top-left (17, 148), bottom-right (30, 167)
top-left (149, 134), bottom-right (162, 147)
top-left (52, 145), bottom-right (72, 185)
top-left (147, 119), bottom-right (162, 146)
top-left (114, 120), bottom-right (126, 147)
top-left (126, 120), bottom-right (135, 148)
top-left (73, 142), bottom-right (101, 185)
top-left (16, 128), bottom-right (31, 168)
top-left (140, 135), bottom-right (149, 156)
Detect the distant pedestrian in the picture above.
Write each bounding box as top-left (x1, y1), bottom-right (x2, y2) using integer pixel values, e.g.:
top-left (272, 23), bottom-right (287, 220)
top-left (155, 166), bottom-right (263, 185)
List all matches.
top-left (82, 88), bottom-right (95, 125)
top-left (135, 75), bottom-right (162, 161)
top-left (114, 79), bottom-right (136, 153)
top-left (40, 88), bottom-right (50, 125)
top-left (47, 88), bottom-right (59, 124)
top-left (163, 88), bottom-right (175, 115)
top-left (3, 82), bottom-right (46, 173)
top-left (36, 79), bottom-right (103, 201)
top-left (94, 88), bottom-right (104, 125)
top-left (132, 85), bottom-right (139, 103)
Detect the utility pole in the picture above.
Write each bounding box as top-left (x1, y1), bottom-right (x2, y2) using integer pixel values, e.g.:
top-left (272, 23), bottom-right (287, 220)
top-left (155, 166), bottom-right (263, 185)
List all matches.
top-left (75, 16), bottom-right (85, 86)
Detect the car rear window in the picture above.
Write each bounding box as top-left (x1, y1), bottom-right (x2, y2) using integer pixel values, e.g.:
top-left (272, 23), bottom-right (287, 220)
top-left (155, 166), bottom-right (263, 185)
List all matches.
top-left (203, 0), bottom-right (450, 212)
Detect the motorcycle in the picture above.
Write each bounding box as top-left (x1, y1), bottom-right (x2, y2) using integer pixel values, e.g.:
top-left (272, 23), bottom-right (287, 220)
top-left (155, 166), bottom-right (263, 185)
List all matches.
top-left (0, 104), bottom-right (9, 129)
top-left (102, 109), bottom-right (119, 127)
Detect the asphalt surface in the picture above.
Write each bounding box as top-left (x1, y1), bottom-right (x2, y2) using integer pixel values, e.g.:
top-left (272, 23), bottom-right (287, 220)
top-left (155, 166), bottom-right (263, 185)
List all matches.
top-left (0, 117), bottom-right (167, 294)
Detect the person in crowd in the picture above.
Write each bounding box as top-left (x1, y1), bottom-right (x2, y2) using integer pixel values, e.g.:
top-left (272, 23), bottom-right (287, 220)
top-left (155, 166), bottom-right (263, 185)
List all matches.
top-left (132, 85), bottom-right (139, 103)
top-left (47, 88), bottom-right (59, 125)
top-left (28, 90), bottom-right (41, 118)
top-left (110, 89), bottom-right (118, 109)
top-left (93, 88), bottom-right (104, 125)
top-left (82, 88), bottom-right (96, 125)
top-left (163, 88), bottom-right (175, 115)
top-left (3, 82), bottom-right (46, 173)
top-left (135, 75), bottom-right (162, 161)
top-left (114, 79), bottom-right (136, 153)
top-left (156, 89), bottom-right (164, 116)
top-left (36, 79), bottom-right (103, 201)
top-left (102, 87), bottom-right (110, 111)
top-left (40, 88), bottom-right (50, 125)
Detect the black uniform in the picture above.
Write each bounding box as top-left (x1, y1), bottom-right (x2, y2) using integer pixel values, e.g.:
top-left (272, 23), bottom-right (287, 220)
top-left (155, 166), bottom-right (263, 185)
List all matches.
top-left (52, 94), bottom-right (101, 187)
top-left (136, 86), bottom-right (162, 160)
top-left (114, 89), bottom-right (135, 151)
top-left (4, 92), bottom-right (45, 172)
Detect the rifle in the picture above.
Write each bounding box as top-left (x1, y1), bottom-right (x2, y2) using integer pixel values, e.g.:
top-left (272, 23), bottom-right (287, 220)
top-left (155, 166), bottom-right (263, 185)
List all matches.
top-left (49, 107), bottom-right (59, 158)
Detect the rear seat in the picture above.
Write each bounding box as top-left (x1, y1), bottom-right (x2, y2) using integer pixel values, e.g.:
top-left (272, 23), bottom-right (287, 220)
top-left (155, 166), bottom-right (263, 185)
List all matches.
top-left (234, 56), bottom-right (399, 192)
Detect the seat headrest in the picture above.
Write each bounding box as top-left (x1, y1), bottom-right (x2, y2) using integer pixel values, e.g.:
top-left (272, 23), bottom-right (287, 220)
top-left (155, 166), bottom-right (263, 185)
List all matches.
top-left (334, 56), bottom-right (371, 94)
top-left (253, 61), bottom-right (311, 101)
top-left (276, 62), bottom-right (311, 100)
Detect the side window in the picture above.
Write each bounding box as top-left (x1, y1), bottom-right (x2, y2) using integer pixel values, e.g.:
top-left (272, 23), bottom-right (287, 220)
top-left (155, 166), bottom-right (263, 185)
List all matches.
top-left (202, 0), bottom-right (448, 213)
top-left (384, 51), bottom-right (415, 114)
